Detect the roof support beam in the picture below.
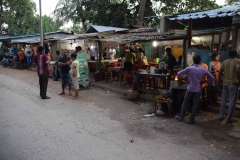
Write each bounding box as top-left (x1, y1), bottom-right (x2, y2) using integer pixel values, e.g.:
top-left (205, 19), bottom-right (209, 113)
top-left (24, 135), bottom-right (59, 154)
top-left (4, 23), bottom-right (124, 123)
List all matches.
top-left (187, 19), bottom-right (193, 48)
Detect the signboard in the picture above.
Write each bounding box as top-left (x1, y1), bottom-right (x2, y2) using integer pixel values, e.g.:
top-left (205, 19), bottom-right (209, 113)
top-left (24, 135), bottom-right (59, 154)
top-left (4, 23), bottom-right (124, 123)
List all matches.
top-left (187, 49), bottom-right (214, 66)
top-left (77, 53), bottom-right (90, 87)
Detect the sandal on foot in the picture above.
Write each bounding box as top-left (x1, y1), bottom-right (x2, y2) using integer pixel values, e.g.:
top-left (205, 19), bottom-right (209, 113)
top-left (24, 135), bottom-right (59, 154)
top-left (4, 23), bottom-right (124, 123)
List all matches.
top-left (69, 93), bottom-right (72, 96)
top-left (59, 93), bottom-right (65, 95)
top-left (72, 97), bottom-right (78, 100)
top-left (42, 96), bottom-right (51, 99)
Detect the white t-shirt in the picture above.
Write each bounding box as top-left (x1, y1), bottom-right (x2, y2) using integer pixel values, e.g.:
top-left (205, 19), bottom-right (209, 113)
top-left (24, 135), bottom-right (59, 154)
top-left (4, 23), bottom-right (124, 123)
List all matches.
top-left (110, 49), bottom-right (116, 60)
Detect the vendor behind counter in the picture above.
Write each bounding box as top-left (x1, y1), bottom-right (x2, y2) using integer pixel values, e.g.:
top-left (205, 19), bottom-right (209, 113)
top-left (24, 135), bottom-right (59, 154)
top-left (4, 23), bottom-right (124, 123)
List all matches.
top-left (161, 48), bottom-right (176, 71)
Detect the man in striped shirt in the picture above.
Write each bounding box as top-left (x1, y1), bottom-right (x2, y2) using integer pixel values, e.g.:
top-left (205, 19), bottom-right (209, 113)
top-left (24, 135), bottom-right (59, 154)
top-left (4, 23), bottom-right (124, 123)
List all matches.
top-left (34, 46), bottom-right (50, 99)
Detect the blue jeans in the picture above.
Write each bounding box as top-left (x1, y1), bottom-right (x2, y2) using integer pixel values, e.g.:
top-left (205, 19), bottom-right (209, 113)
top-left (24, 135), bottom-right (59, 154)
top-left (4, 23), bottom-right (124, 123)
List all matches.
top-left (179, 90), bottom-right (201, 122)
top-left (219, 83), bottom-right (238, 121)
top-left (55, 66), bottom-right (61, 79)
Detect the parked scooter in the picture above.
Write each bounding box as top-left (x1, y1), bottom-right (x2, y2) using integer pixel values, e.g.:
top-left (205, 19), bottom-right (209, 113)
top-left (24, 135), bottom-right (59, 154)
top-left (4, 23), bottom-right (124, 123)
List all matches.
top-left (2, 57), bottom-right (20, 68)
top-left (2, 52), bottom-right (19, 68)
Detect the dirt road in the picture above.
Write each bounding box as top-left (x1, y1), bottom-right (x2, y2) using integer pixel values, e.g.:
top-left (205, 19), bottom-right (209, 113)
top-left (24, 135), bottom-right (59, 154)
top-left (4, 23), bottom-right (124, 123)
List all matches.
top-left (0, 66), bottom-right (240, 160)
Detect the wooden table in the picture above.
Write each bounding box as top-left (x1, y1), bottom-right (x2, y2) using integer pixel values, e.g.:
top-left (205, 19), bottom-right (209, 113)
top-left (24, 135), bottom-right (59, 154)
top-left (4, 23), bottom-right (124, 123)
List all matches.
top-left (134, 72), bottom-right (170, 89)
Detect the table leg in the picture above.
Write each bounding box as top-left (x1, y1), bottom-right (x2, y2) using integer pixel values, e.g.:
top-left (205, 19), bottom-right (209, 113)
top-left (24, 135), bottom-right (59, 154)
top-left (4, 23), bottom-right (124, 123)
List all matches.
top-left (166, 76), bottom-right (168, 90)
top-left (119, 72), bottom-right (121, 85)
top-left (144, 77), bottom-right (146, 90)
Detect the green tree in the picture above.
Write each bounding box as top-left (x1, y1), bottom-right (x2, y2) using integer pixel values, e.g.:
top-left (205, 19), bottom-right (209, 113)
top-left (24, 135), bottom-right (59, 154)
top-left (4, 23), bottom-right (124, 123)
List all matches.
top-left (54, 0), bottom-right (158, 31)
top-left (160, 0), bottom-right (220, 14)
top-left (225, 0), bottom-right (239, 5)
top-left (2, 0), bottom-right (40, 35)
top-left (54, 0), bottom-right (91, 32)
top-left (42, 15), bottom-right (63, 33)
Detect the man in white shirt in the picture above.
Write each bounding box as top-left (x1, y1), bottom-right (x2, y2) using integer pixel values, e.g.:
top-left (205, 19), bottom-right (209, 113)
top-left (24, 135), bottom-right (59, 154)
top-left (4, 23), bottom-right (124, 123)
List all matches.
top-left (109, 47), bottom-right (116, 60)
top-left (88, 47), bottom-right (96, 61)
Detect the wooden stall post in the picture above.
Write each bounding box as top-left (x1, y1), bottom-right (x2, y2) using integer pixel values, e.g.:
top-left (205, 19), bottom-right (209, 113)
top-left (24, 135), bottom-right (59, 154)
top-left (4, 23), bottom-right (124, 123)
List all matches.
top-left (98, 41), bottom-right (102, 71)
top-left (211, 34), bottom-right (215, 50)
top-left (218, 33), bottom-right (222, 54)
top-left (183, 38), bottom-right (187, 68)
top-left (234, 27), bottom-right (239, 50)
top-left (2, 41), bottom-right (5, 58)
top-left (187, 19), bottom-right (193, 48)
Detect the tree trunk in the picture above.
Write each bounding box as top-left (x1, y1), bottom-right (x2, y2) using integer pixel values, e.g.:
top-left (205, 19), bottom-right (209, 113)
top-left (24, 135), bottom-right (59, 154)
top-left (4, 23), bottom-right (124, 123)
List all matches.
top-left (122, 0), bottom-right (128, 28)
top-left (136, 0), bottom-right (147, 26)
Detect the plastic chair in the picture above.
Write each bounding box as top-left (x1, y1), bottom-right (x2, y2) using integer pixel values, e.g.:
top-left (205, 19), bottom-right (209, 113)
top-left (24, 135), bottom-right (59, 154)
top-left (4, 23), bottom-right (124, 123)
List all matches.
top-left (139, 65), bottom-right (149, 70)
top-left (123, 65), bottom-right (138, 85)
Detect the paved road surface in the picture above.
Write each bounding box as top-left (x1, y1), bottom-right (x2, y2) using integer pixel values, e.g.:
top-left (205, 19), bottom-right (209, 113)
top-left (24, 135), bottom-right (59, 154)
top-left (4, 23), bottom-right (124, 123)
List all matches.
top-left (0, 67), bottom-right (240, 160)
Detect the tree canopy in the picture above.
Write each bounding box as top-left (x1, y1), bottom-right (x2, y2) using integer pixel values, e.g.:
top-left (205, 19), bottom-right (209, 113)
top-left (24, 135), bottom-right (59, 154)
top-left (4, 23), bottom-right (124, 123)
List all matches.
top-left (0, 0), bottom-right (63, 35)
top-left (53, 0), bottom-right (221, 33)
top-left (0, 0), bottom-right (224, 35)
top-left (225, 0), bottom-right (239, 5)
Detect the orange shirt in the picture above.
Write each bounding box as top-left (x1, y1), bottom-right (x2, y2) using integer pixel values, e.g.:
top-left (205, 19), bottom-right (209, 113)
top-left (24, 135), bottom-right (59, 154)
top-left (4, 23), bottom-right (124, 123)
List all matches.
top-left (18, 50), bottom-right (24, 60)
top-left (200, 63), bottom-right (208, 88)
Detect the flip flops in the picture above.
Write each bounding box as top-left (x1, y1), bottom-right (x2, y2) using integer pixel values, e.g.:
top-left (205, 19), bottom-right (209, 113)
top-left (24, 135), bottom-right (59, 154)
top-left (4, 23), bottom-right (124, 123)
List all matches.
top-left (72, 96), bottom-right (79, 100)
top-left (59, 93), bottom-right (65, 95)
top-left (42, 96), bottom-right (51, 99)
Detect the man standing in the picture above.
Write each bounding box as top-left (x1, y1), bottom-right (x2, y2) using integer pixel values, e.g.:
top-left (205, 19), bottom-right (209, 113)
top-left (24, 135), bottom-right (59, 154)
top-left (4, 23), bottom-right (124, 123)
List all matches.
top-left (74, 47), bottom-right (79, 54)
top-left (34, 46), bottom-right (50, 99)
top-left (177, 55), bottom-right (214, 124)
top-left (54, 50), bottom-right (61, 81)
top-left (165, 48), bottom-right (176, 71)
top-left (77, 46), bottom-right (84, 54)
top-left (58, 50), bottom-right (72, 96)
top-left (88, 47), bottom-right (96, 61)
top-left (70, 54), bottom-right (80, 99)
top-left (218, 50), bottom-right (240, 123)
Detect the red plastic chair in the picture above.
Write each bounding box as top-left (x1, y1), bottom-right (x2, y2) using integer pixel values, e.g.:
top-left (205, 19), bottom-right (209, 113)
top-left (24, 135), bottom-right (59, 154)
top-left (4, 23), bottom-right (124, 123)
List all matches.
top-left (124, 65), bottom-right (138, 85)
top-left (139, 65), bottom-right (149, 70)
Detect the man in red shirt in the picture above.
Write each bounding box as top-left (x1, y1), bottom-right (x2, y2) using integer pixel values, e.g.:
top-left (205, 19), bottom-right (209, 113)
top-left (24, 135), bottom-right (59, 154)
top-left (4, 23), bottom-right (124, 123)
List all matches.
top-left (34, 46), bottom-right (50, 99)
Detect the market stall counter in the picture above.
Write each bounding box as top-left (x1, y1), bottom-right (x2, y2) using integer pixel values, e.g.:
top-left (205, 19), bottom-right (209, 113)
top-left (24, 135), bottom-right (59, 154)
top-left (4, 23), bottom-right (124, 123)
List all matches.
top-left (134, 71), bottom-right (170, 90)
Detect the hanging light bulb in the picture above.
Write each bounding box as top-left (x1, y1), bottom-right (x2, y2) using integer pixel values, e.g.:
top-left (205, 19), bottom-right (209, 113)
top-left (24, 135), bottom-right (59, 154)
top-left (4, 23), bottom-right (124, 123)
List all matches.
top-left (153, 41), bottom-right (157, 47)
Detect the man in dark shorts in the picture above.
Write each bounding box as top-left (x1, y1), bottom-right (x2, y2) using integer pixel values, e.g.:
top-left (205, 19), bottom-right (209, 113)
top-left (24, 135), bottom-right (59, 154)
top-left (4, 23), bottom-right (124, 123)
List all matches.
top-left (58, 50), bottom-right (72, 96)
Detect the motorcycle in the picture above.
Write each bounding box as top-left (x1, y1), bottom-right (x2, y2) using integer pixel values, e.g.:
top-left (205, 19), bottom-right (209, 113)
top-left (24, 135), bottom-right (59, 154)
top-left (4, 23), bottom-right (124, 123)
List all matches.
top-left (2, 57), bottom-right (20, 68)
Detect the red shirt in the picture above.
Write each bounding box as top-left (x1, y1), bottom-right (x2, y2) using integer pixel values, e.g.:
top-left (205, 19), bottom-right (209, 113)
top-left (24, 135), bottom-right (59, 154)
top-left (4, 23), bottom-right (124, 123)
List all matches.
top-left (34, 52), bottom-right (48, 75)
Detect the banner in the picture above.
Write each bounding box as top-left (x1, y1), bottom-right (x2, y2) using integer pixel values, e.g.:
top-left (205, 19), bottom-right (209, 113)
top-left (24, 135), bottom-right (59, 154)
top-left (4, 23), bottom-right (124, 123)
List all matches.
top-left (77, 53), bottom-right (90, 87)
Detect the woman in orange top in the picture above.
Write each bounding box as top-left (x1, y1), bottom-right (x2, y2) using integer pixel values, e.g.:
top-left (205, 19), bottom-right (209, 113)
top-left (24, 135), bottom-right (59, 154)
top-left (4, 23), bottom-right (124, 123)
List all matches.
top-left (208, 53), bottom-right (221, 103)
top-left (18, 49), bottom-right (24, 69)
top-left (200, 62), bottom-right (208, 111)
top-left (209, 54), bottom-right (221, 83)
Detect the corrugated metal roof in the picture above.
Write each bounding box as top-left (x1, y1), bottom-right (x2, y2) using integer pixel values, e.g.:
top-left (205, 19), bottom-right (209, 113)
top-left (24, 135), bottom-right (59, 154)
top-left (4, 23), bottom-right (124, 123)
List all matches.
top-left (0, 31), bottom-right (72, 41)
top-left (86, 25), bottom-right (128, 33)
top-left (168, 5), bottom-right (240, 20)
top-left (99, 32), bottom-right (186, 42)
